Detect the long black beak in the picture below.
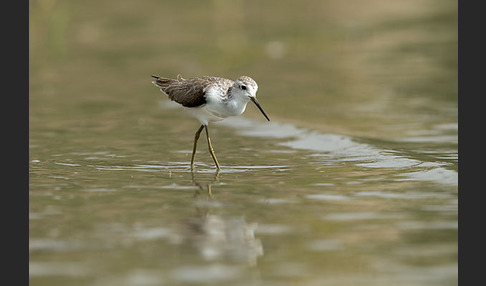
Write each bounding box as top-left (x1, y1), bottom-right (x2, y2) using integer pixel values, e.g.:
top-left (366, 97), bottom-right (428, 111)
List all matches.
top-left (251, 97), bottom-right (270, 121)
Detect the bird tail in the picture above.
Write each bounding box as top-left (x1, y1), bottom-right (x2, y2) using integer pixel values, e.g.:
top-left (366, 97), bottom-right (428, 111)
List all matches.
top-left (151, 75), bottom-right (173, 90)
top-left (151, 74), bottom-right (185, 89)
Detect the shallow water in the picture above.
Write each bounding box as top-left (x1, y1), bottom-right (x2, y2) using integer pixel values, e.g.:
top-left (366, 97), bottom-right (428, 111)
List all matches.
top-left (30, 0), bottom-right (457, 285)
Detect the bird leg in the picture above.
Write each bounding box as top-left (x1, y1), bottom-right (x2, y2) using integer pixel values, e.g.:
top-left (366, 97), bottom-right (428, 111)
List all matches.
top-left (190, 125), bottom-right (205, 170)
top-left (204, 125), bottom-right (221, 170)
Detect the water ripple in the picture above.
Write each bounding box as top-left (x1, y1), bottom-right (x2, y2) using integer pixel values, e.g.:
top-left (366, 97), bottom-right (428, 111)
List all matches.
top-left (220, 117), bottom-right (457, 186)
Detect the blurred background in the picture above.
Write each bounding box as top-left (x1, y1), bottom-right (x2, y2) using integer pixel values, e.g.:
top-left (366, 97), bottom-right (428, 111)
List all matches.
top-left (30, 0), bottom-right (457, 285)
top-left (29, 0), bottom-right (457, 138)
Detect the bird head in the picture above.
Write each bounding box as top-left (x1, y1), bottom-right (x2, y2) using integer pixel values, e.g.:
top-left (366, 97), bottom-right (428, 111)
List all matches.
top-left (233, 76), bottom-right (270, 121)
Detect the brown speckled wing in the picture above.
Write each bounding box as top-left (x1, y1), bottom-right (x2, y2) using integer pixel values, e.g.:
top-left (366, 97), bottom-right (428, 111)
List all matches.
top-left (152, 75), bottom-right (204, 107)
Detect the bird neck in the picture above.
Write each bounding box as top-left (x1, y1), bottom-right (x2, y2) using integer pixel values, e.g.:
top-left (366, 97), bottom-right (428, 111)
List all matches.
top-left (227, 96), bottom-right (249, 116)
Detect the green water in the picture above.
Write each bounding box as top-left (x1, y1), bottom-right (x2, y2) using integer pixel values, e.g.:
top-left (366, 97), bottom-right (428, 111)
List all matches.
top-left (30, 0), bottom-right (457, 285)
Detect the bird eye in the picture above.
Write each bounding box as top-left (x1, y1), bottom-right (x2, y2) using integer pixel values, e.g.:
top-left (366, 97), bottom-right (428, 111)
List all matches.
top-left (241, 85), bottom-right (247, 90)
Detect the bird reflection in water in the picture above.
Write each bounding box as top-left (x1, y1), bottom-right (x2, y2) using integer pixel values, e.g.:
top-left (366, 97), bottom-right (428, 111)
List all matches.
top-left (181, 170), bottom-right (264, 266)
top-left (191, 169), bottom-right (220, 199)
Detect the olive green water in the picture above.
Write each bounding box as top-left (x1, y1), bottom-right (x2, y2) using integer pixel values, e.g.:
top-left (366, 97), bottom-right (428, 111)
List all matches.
top-left (29, 0), bottom-right (457, 285)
